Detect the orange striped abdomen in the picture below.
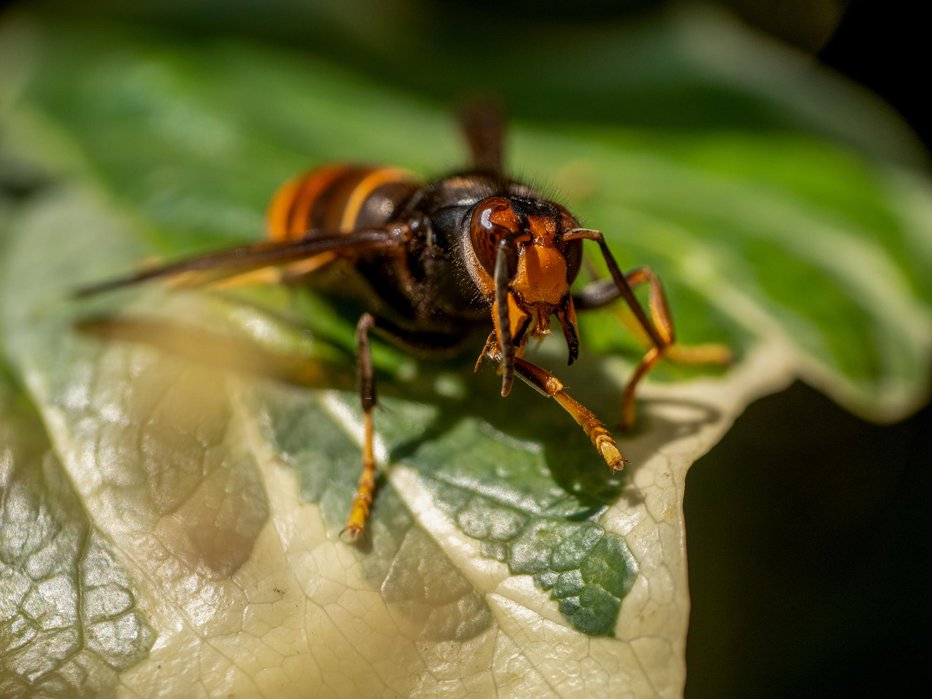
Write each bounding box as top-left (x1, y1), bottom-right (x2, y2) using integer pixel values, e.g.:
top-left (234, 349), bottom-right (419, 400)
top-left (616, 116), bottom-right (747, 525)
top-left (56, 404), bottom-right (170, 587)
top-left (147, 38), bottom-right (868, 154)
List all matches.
top-left (266, 164), bottom-right (418, 242)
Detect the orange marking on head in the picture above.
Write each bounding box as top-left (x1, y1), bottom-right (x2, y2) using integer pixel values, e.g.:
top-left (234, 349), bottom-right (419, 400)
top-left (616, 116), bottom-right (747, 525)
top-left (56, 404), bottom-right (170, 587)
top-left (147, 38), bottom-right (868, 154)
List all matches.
top-left (512, 245), bottom-right (569, 306)
top-left (526, 215), bottom-right (559, 245)
top-left (507, 291), bottom-right (532, 343)
top-left (488, 201), bottom-right (521, 232)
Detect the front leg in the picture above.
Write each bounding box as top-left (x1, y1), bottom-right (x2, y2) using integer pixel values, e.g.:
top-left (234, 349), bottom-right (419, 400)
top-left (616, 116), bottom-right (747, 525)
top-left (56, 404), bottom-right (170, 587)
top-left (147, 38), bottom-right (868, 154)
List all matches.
top-left (481, 345), bottom-right (627, 472)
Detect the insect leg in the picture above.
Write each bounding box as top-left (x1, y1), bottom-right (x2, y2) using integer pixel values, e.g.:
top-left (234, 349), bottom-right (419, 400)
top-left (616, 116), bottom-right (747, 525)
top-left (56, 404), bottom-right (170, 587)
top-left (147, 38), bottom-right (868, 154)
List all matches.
top-left (572, 277), bottom-right (623, 311)
top-left (485, 346), bottom-right (627, 471)
top-left (493, 239), bottom-right (519, 397)
top-left (575, 276), bottom-right (733, 370)
top-left (342, 313), bottom-right (379, 541)
top-left (564, 229), bottom-right (676, 429)
top-left (578, 266), bottom-right (674, 428)
top-left (341, 316), bottom-right (465, 541)
top-left (572, 259), bottom-right (732, 426)
top-left (492, 231), bottom-right (532, 398)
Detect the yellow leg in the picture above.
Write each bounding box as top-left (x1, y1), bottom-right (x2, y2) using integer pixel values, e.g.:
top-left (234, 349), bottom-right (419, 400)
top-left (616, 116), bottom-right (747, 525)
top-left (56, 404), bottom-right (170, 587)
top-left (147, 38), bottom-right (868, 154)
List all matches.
top-left (485, 346), bottom-right (627, 472)
top-left (341, 313), bottom-right (378, 542)
top-left (612, 304), bottom-right (732, 366)
top-left (568, 230), bottom-right (732, 430)
top-left (342, 411), bottom-right (377, 541)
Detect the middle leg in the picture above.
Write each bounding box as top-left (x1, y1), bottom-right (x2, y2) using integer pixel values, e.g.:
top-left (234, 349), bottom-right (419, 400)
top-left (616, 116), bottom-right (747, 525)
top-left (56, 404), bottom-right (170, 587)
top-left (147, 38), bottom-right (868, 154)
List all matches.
top-left (342, 312), bottom-right (379, 541)
top-left (342, 315), bottom-right (467, 541)
top-left (574, 266), bottom-right (730, 429)
top-left (573, 265), bottom-right (674, 429)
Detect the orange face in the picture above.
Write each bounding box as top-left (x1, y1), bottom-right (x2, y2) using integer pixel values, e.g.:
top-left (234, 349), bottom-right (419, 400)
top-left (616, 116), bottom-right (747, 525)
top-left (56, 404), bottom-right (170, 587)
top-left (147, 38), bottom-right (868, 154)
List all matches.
top-left (468, 196), bottom-right (583, 361)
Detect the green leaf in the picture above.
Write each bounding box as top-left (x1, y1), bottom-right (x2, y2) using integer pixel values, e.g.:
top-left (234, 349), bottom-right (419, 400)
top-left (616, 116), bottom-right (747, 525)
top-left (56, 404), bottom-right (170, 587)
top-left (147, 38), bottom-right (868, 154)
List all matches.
top-left (1, 8), bottom-right (930, 698)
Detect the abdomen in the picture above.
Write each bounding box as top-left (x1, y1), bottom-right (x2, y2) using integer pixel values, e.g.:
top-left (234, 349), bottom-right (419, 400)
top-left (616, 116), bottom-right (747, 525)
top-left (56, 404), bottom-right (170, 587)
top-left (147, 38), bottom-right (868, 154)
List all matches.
top-left (266, 164), bottom-right (419, 241)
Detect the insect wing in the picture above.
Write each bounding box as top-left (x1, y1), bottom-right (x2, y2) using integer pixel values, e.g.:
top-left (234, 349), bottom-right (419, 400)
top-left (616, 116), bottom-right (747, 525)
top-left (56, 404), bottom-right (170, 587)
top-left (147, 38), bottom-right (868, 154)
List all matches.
top-left (73, 227), bottom-right (405, 298)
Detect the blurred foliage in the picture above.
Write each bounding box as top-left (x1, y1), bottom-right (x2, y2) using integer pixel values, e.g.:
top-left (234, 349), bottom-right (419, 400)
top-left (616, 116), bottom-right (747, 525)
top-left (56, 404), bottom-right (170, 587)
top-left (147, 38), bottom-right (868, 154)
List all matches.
top-left (4, 0), bottom-right (923, 162)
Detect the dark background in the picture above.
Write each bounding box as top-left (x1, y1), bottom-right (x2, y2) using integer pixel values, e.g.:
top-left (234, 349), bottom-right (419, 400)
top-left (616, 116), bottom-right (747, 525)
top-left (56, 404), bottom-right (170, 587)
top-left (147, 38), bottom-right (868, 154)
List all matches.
top-left (686, 3), bottom-right (932, 696)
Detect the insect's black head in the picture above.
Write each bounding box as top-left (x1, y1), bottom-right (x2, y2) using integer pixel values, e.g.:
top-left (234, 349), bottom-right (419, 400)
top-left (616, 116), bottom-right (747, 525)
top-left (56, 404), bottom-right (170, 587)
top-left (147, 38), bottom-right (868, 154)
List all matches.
top-left (468, 195), bottom-right (583, 362)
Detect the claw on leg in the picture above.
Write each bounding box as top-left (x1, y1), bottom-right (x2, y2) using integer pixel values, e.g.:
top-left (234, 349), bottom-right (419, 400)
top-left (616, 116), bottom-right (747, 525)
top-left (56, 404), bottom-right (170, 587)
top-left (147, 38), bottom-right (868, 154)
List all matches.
top-left (341, 411), bottom-right (377, 542)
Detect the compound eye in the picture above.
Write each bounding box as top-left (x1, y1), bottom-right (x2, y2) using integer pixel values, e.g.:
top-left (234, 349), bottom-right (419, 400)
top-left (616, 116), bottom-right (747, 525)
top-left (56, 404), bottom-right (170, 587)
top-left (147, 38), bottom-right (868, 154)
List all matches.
top-left (469, 196), bottom-right (520, 275)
